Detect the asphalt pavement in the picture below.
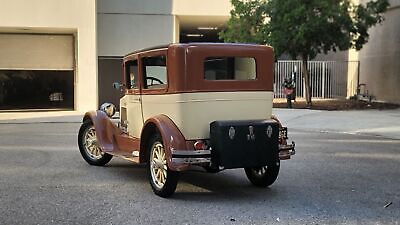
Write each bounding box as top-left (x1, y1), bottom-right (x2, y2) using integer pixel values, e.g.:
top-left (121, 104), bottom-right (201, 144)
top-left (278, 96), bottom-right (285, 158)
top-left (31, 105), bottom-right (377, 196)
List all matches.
top-left (0, 109), bottom-right (399, 224)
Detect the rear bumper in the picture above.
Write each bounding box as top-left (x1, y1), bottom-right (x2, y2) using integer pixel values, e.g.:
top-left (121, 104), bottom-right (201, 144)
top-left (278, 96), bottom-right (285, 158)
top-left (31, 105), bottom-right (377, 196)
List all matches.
top-left (171, 149), bottom-right (211, 164)
top-left (170, 141), bottom-right (296, 165)
top-left (279, 141), bottom-right (295, 160)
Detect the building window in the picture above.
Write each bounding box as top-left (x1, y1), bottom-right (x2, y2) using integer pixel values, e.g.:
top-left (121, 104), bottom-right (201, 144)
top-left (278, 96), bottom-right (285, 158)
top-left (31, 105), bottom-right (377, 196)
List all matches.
top-left (204, 57), bottom-right (257, 80)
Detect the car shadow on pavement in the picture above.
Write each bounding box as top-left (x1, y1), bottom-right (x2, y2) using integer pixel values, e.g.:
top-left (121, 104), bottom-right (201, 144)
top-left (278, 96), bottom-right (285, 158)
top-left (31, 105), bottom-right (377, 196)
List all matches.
top-left (94, 160), bottom-right (149, 183)
top-left (173, 170), bottom-right (281, 201)
top-left (103, 161), bottom-right (281, 200)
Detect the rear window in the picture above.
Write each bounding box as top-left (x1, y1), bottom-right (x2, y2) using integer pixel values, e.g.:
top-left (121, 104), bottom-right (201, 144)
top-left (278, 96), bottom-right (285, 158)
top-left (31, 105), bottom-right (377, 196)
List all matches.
top-left (204, 57), bottom-right (256, 80)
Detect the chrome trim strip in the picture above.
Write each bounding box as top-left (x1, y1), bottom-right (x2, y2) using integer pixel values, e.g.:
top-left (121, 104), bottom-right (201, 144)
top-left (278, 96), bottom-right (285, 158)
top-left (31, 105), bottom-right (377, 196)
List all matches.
top-left (171, 150), bottom-right (211, 156)
top-left (279, 145), bottom-right (295, 151)
top-left (171, 158), bottom-right (211, 164)
top-left (279, 141), bottom-right (296, 160)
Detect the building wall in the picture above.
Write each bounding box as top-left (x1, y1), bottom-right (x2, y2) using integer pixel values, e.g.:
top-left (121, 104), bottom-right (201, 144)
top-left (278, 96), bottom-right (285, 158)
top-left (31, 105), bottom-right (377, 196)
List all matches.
top-left (173, 0), bottom-right (230, 43)
top-left (97, 0), bottom-right (174, 56)
top-left (173, 0), bottom-right (231, 16)
top-left (97, 0), bottom-right (231, 56)
top-left (0, 0), bottom-right (97, 112)
top-left (357, 0), bottom-right (400, 103)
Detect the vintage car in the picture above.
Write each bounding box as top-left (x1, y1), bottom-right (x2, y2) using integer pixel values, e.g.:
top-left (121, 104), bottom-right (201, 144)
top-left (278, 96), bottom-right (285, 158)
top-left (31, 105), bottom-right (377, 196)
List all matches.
top-left (78, 43), bottom-right (295, 197)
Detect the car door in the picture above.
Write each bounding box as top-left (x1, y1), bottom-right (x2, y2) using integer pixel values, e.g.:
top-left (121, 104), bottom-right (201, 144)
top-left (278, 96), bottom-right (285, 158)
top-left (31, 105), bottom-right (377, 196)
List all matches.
top-left (139, 50), bottom-right (169, 123)
top-left (120, 58), bottom-right (144, 140)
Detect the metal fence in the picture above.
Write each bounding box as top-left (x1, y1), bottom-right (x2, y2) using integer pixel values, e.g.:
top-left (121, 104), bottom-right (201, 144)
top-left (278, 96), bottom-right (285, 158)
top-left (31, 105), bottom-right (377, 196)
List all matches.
top-left (274, 60), bottom-right (360, 99)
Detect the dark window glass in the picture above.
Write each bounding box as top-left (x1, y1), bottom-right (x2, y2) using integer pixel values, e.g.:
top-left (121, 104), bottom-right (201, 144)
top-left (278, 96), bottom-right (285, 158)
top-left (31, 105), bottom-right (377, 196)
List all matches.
top-left (204, 57), bottom-right (256, 80)
top-left (142, 55), bottom-right (167, 89)
top-left (0, 70), bottom-right (74, 110)
top-left (125, 60), bottom-right (138, 89)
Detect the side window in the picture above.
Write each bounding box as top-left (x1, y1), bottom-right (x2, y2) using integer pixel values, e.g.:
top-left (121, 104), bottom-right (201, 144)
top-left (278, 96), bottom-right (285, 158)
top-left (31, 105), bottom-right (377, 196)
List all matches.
top-left (142, 55), bottom-right (167, 89)
top-left (125, 60), bottom-right (138, 89)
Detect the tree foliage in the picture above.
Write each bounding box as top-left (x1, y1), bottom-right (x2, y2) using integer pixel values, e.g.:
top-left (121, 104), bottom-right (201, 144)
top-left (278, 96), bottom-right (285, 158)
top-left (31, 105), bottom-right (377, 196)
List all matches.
top-left (219, 0), bottom-right (268, 44)
top-left (219, 0), bottom-right (389, 105)
top-left (220, 0), bottom-right (389, 59)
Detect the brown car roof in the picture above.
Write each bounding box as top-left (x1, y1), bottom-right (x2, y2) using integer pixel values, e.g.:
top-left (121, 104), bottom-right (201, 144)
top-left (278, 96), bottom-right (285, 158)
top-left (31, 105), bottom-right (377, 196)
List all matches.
top-left (123, 43), bottom-right (275, 94)
top-left (124, 43), bottom-right (273, 58)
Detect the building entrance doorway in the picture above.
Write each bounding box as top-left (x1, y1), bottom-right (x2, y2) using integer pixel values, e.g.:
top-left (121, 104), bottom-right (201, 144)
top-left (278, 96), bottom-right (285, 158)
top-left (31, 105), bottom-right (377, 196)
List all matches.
top-left (0, 34), bottom-right (74, 110)
top-left (178, 16), bottom-right (227, 43)
top-left (0, 70), bottom-right (74, 110)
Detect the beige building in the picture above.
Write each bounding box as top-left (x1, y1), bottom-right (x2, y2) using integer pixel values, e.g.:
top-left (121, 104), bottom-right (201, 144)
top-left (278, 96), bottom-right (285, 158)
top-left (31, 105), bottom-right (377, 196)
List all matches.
top-left (354, 0), bottom-right (400, 104)
top-left (0, 0), bottom-right (97, 112)
top-left (0, 0), bottom-right (398, 112)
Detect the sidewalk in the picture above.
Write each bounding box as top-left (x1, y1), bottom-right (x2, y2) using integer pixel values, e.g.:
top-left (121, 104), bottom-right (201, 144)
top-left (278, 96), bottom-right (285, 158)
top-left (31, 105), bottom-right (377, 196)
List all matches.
top-left (0, 111), bottom-right (83, 123)
top-left (273, 108), bottom-right (400, 140)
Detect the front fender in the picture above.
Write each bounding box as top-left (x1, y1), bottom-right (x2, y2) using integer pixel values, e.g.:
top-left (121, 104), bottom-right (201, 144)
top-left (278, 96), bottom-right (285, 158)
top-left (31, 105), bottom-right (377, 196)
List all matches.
top-left (83, 110), bottom-right (122, 153)
top-left (141, 115), bottom-right (189, 171)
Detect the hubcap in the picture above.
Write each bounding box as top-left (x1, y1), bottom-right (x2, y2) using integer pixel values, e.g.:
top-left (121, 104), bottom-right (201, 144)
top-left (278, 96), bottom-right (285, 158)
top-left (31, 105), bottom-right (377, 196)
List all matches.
top-left (150, 142), bottom-right (167, 189)
top-left (83, 126), bottom-right (104, 160)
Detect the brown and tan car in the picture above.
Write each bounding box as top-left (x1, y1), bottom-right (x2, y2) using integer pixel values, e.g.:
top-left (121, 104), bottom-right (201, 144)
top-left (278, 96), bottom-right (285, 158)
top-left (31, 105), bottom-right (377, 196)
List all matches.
top-left (78, 43), bottom-right (295, 197)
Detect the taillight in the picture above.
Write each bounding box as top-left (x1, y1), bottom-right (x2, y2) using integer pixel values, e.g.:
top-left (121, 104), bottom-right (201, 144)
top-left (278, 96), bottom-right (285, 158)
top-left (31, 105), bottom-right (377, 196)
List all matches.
top-left (194, 140), bottom-right (207, 150)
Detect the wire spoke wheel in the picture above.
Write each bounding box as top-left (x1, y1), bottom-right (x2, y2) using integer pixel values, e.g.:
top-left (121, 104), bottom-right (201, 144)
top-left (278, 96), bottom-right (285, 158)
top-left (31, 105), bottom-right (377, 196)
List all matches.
top-left (78, 120), bottom-right (112, 166)
top-left (147, 134), bottom-right (179, 197)
top-left (83, 127), bottom-right (104, 160)
top-left (150, 142), bottom-right (168, 189)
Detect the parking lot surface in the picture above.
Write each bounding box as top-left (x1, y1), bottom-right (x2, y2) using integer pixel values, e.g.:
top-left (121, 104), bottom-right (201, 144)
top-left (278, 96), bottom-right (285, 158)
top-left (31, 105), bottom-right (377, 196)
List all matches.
top-left (0, 117), bottom-right (399, 224)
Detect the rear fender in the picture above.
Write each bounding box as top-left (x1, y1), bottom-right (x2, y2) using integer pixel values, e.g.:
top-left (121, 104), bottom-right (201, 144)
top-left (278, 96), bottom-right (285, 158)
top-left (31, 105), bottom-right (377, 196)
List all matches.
top-left (271, 114), bottom-right (283, 128)
top-left (140, 115), bottom-right (188, 171)
top-left (271, 114), bottom-right (296, 159)
top-left (271, 114), bottom-right (286, 145)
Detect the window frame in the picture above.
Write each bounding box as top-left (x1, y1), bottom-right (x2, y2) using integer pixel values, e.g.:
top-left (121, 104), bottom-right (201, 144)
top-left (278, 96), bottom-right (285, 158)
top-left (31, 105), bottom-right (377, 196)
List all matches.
top-left (123, 55), bottom-right (141, 95)
top-left (125, 59), bottom-right (139, 90)
top-left (139, 49), bottom-right (169, 95)
top-left (203, 56), bottom-right (257, 81)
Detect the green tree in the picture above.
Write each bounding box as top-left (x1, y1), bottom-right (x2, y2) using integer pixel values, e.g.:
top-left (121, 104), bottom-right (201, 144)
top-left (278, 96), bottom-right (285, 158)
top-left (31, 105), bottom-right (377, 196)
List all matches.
top-left (219, 0), bottom-right (389, 105)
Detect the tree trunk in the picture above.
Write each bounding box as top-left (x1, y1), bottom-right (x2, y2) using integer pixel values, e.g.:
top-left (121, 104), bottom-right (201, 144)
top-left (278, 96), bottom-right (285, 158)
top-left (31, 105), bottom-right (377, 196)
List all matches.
top-left (302, 58), bottom-right (312, 106)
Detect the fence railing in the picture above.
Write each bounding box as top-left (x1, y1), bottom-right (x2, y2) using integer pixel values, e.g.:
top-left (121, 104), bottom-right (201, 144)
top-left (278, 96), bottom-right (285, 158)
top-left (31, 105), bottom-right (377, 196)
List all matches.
top-left (274, 60), bottom-right (359, 99)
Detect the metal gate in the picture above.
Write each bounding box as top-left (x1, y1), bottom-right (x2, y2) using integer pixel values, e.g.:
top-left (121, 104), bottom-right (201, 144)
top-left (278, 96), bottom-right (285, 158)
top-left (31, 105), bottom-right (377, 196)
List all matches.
top-left (274, 60), bottom-right (359, 99)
